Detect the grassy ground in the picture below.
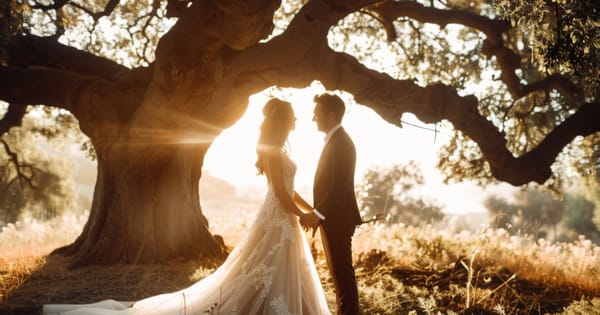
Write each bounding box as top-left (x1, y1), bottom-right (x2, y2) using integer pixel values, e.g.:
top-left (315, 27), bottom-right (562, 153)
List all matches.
top-left (2, 214), bottom-right (600, 314)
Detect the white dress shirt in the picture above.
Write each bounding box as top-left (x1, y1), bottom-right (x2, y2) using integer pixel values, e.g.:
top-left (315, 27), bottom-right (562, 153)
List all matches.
top-left (323, 124), bottom-right (342, 146)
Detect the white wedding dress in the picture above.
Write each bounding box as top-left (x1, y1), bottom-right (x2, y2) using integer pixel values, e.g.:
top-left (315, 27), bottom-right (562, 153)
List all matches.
top-left (44, 153), bottom-right (331, 315)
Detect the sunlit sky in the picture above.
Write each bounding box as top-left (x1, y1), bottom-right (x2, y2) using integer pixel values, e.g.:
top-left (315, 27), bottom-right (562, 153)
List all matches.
top-left (202, 82), bottom-right (514, 215)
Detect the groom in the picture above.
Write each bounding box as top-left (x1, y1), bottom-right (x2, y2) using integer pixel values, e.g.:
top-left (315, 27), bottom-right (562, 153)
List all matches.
top-left (301, 93), bottom-right (362, 315)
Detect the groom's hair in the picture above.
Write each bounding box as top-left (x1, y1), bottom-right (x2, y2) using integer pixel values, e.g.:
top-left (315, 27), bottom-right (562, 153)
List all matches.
top-left (314, 93), bottom-right (345, 122)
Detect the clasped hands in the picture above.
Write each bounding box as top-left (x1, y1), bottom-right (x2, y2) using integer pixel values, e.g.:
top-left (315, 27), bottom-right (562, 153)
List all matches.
top-left (300, 211), bottom-right (320, 236)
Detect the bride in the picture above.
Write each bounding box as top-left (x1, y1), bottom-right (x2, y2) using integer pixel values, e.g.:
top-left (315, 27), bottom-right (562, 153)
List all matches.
top-left (44, 98), bottom-right (331, 315)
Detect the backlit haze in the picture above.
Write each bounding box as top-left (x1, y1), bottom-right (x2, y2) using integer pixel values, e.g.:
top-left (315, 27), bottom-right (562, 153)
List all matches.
top-left (202, 83), bottom-right (516, 218)
top-left (64, 82), bottom-right (517, 228)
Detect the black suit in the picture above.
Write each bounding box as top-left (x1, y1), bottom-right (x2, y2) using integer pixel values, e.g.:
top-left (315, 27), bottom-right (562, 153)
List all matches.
top-left (314, 127), bottom-right (362, 315)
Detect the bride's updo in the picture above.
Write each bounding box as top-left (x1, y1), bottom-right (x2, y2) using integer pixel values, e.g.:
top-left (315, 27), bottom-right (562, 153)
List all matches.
top-left (255, 98), bottom-right (295, 175)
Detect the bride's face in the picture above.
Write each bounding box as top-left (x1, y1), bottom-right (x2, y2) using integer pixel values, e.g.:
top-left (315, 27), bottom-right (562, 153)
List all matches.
top-left (289, 116), bottom-right (297, 131)
top-left (281, 109), bottom-right (296, 132)
top-left (273, 112), bottom-right (296, 141)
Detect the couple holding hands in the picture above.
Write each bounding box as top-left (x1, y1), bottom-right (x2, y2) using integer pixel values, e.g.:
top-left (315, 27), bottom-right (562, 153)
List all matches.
top-left (45, 93), bottom-right (362, 315)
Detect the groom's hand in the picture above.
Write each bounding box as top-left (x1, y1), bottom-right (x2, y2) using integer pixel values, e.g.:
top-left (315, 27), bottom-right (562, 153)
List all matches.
top-left (300, 213), bottom-right (320, 237)
top-left (299, 214), bottom-right (310, 231)
top-left (303, 212), bottom-right (321, 229)
top-left (300, 218), bottom-right (310, 231)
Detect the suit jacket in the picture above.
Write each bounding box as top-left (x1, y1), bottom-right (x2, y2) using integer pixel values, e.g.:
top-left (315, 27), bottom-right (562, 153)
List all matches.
top-left (313, 127), bottom-right (362, 235)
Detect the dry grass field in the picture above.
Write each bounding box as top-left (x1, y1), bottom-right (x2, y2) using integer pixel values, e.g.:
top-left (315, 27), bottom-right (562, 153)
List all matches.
top-left (2, 212), bottom-right (600, 314)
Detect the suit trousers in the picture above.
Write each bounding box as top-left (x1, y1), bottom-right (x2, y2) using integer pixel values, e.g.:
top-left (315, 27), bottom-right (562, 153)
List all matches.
top-left (320, 225), bottom-right (360, 315)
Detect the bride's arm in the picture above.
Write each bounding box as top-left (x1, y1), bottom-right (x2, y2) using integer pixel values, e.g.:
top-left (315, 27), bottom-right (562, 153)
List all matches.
top-left (264, 152), bottom-right (308, 219)
top-left (293, 192), bottom-right (312, 212)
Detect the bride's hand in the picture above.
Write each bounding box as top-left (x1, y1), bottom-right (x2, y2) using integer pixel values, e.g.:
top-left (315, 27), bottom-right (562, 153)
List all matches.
top-left (299, 212), bottom-right (311, 231)
top-left (300, 211), bottom-right (320, 230)
top-left (299, 212), bottom-right (307, 227)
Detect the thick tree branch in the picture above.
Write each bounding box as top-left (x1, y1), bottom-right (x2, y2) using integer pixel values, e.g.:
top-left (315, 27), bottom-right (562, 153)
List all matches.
top-left (0, 64), bottom-right (148, 142)
top-left (138, 0), bottom-right (283, 130)
top-left (524, 101), bottom-right (600, 171)
top-left (2, 35), bottom-right (149, 137)
top-left (227, 0), bottom-right (381, 86)
top-left (0, 66), bottom-right (92, 112)
top-left (368, 1), bottom-right (509, 41)
top-left (320, 51), bottom-right (599, 185)
top-left (8, 35), bottom-right (129, 80)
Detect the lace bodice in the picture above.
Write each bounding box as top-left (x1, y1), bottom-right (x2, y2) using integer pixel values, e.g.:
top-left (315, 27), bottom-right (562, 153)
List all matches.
top-left (260, 152), bottom-right (297, 220)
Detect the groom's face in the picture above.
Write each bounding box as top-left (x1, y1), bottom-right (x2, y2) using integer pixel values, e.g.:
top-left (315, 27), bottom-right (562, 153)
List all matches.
top-left (312, 104), bottom-right (333, 133)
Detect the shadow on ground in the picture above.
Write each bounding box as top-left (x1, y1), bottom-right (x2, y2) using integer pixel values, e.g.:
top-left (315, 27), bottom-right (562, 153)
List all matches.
top-left (0, 254), bottom-right (219, 315)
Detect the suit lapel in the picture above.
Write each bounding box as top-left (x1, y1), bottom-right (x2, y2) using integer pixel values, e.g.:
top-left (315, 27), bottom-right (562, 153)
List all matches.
top-left (314, 140), bottom-right (330, 188)
top-left (314, 127), bottom-right (341, 188)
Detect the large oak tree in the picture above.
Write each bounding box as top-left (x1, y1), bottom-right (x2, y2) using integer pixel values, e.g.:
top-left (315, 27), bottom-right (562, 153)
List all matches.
top-left (0, 0), bottom-right (598, 267)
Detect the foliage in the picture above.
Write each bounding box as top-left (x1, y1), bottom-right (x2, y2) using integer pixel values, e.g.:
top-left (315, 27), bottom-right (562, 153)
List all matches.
top-left (438, 131), bottom-right (493, 186)
top-left (561, 194), bottom-right (600, 243)
top-left (0, 0), bottom-right (175, 162)
top-left (0, 1), bottom-right (25, 64)
top-left (516, 187), bottom-right (564, 235)
top-left (484, 186), bottom-right (600, 243)
top-left (484, 194), bottom-right (516, 230)
top-left (330, 1), bottom-right (487, 90)
top-left (2, 0), bottom-right (599, 195)
top-left (484, 186), bottom-right (564, 238)
top-left (555, 298), bottom-right (600, 315)
top-left (356, 161), bottom-right (444, 226)
top-left (495, 0), bottom-right (600, 97)
top-left (573, 134), bottom-right (600, 188)
top-left (18, 0), bottom-right (173, 67)
top-left (0, 113), bottom-right (77, 225)
top-left (434, 0), bottom-right (600, 188)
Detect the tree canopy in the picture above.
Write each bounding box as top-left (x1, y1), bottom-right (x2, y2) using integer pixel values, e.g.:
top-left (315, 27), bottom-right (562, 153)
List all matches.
top-left (356, 162), bottom-right (444, 226)
top-left (2, 0), bottom-right (598, 187)
top-left (484, 187), bottom-right (564, 238)
top-left (0, 0), bottom-right (598, 265)
top-left (484, 187), bottom-right (600, 243)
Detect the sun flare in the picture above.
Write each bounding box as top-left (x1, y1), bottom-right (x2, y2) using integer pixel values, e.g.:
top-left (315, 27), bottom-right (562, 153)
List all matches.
top-left (200, 83), bottom-right (488, 214)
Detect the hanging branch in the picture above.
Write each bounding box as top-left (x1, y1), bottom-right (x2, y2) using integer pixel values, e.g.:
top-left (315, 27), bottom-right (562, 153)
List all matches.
top-left (0, 138), bottom-right (35, 190)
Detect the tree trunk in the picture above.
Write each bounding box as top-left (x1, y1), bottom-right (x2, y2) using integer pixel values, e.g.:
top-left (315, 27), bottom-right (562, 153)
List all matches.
top-left (55, 132), bottom-right (227, 267)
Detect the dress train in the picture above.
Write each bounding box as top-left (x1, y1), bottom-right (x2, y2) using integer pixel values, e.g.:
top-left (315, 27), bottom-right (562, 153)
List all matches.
top-left (44, 153), bottom-right (331, 315)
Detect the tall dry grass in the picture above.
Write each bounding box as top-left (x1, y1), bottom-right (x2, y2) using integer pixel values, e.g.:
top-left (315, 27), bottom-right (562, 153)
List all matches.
top-left (352, 221), bottom-right (600, 314)
top-left (2, 212), bottom-right (600, 314)
top-left (353, 221), bottom-right (600, 292)
top-left (0, 213), bottom-right (87, 303)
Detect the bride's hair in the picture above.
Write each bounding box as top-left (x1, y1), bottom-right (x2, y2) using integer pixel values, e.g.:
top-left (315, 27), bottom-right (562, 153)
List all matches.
top-left (255, 98), bottom-right (294, 175)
